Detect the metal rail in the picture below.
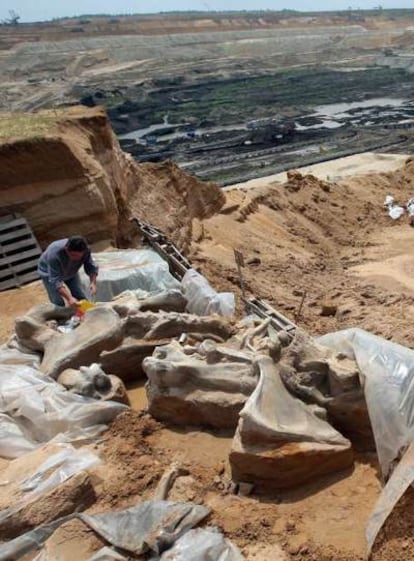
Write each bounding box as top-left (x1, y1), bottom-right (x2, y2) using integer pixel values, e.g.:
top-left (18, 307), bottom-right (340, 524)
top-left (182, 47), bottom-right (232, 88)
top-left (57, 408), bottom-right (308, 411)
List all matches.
top-left (132, 218), bottom-right (297, 339)
top-left (131, 217), bottom-right (192, 281)
top-left (243, 296), bottom-right (297, 339)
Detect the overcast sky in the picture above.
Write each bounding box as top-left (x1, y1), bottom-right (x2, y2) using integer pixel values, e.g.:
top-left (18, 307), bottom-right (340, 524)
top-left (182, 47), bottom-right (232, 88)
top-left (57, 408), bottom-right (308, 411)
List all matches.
top-left (0, 0), bottom-right (412, 23)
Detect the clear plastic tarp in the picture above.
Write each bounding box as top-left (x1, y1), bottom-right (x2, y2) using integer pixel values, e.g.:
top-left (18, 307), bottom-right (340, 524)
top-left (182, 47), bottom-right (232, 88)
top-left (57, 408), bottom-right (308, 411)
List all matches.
top-left (20, 445), bottom-right (100, 496)
top-left (0, 413), bottom-right (37, 459)
top-left (0, 361), bottom-right (126, 459)
top-left (318, 327), bottom-right (414, 478)
top-left (366, 440), bottom-right (414, 553)
top-left (0, 503), bottom-right (229, 561)
top-left (181, 269), bottom-right (235, 317)
top-left (86, 547), bottom-right (128, 561)
top-left (0, 445), bottom-right (100, 528)
top-left (152, 528), bottom-right (244, 561)
top-left (79, 500), bottom-right (210, 555)
top-left (317, 328), bottom-right (414, 553)
top-left (79, 250), bottom-right (181, 302)
top-left (0, 343), bottom-right (40, 367)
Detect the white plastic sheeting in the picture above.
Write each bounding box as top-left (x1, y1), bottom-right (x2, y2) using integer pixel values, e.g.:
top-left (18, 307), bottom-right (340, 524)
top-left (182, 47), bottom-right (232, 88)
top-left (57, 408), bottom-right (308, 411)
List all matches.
top-left (86, 547), bottom-right (128, 561)
top-left (0, 502), bottom-right (243, 561)
top-left (366, 440), bottom-right (414, 553)
top-left (79, 250), bottom-right (180, 302)
top-left (182, 269), bottom-right (235, 317)
top-left (152, 528), bottom-right (244, 561)
top-left (79, 500), bottom-right (210, 555)
top-left (0, 362), bottom-right (126, 459)
top-left (20, 445), bottom-right (100, 496)
top-left (0, 515), bottom-right (75, 561)
top-left (0, 445), bottom-right (100, 529)
top-left (318, 327), bottom-right (414, 478)
top-left (388, 205), bottom-right (405, 220)
top-left (0, 413), bottom-right (37, 459)
top-left (0, 343), bottom-right (40, 367)
top-left (317, 328), bottom-right (414, 553)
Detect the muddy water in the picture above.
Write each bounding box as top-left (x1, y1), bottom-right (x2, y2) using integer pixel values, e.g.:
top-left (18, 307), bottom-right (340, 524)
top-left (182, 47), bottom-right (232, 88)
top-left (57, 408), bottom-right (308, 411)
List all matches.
top-left (119, 118), bottom-right (247, 143)
top-left (127, 380), bottom-right (148, 411)
top-left (119, 98), bottom-right (409, 142)
top-left (314, 97), bottom-right (407, 117)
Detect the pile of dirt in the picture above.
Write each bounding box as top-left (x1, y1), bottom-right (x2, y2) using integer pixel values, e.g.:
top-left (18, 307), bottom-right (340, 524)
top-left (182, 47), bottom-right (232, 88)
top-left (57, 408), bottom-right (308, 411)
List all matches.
top-left (191, 162), bottom-right (414, 347)
top-left (90, 410), bottom-right (165, 510)
top-left (292, 543), bottom-right (365, 561)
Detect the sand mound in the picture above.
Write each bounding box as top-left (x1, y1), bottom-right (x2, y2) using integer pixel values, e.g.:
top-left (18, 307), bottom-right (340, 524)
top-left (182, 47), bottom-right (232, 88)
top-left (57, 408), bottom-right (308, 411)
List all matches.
top-left (191, 162), bottom-right (414, 347)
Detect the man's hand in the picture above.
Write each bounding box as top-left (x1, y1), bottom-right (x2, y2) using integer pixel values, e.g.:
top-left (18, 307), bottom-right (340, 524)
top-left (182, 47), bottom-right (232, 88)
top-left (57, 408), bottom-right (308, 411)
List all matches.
top-left (67, 296), bottom-right (80, 309)
top-left (89, 279), bottom-right (97, 297)
top-left (58, 284), bottom-right (79, 309)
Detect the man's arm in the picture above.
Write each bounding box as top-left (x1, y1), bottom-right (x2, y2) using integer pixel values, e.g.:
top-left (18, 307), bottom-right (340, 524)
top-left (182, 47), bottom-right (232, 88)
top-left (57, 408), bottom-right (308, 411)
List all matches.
top-left (58, 284), bottom-right (79, 308)
top-left (48, 256), bottom-right (79, 307)
top-left (88, 272), bottom-right (98, 297)
top-left (83, 251), bottom-right (99, 297)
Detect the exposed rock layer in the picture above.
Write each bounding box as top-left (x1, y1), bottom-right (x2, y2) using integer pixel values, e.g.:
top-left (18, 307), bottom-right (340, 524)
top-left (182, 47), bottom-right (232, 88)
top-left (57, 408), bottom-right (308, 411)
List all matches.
top-left (0, 106), bottom-right (224, 251)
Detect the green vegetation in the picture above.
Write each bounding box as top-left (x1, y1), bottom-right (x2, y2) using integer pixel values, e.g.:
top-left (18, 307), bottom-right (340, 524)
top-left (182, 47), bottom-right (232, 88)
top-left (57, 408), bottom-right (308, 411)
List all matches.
top-left (0, 109), bottom-right (70, 141)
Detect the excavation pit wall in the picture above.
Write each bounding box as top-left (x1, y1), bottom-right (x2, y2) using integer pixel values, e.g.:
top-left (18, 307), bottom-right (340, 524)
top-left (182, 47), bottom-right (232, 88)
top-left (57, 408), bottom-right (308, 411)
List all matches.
top-left (0, 106), bottom-right (225, 252)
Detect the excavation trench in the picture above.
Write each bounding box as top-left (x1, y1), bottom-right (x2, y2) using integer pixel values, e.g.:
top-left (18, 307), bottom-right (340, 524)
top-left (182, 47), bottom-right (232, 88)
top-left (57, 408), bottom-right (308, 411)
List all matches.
top-left (1, 108), bottom-right (414, 560)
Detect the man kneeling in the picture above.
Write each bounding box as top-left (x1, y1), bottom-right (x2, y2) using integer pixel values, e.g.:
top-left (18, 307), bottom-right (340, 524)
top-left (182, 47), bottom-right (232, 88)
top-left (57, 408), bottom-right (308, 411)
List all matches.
top-left (38, 236), bottom-right (98, 307)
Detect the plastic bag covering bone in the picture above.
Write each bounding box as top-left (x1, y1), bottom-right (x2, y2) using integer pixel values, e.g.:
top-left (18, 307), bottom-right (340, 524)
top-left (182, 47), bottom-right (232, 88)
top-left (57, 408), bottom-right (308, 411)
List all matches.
top-left (79, 250), bottom-right (180, 302)
top-left (85, 547), bottom-right (128, 561)
top-left (0, 343), bottom-right (40, 367)
top-left (0, 445), bottom-right (100, 528)
top-left (20, 445), bottom-right (100, 496)
top-left (181, 269), bottom-right (235, 317)
top-left (152, 528), bottom-right (244, 561)
top-left (79, 500), bottom-right (210, 555)
top-left (0, 362), bottom-right (126, 458)
top-left (318, 328), bottom-right (414, 478)
top-left (366, 440), bottom-right (414, 553)
top-left (0, 515), bottom-right (75, 561)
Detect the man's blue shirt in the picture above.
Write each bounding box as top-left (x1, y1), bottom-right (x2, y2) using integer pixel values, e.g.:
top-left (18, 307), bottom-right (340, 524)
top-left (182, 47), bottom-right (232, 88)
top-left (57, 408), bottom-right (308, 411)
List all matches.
top-left (38, 239), bottom-right (98, 290)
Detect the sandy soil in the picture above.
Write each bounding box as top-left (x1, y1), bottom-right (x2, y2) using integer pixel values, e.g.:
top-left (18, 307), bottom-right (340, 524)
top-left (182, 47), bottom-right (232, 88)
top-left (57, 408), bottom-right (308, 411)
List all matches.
top-left (89, 406), bottom-right (381, 561)
top-left (94, 383), bottom-right (382, 560)
top-left (371, 487), bottom-right (414, 561)
top-left (191, 159), bottom-right (414, 348)
top-left (228, 152), bottom-right (409, 191)
top-left (2, 154), bottom-right (414, 560)
top-left (0, 281), bottom-right (46, 344)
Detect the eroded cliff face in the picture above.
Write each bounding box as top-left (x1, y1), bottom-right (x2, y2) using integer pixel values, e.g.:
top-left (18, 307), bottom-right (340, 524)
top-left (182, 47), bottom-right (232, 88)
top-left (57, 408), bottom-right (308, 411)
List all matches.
top-left (0, 106), bottom-right (224, 250)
